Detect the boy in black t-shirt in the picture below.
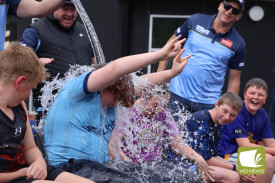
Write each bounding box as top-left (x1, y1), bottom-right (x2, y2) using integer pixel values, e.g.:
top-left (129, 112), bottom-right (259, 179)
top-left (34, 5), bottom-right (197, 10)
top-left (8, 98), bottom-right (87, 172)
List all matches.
top-left (0, 42), bottom-right (94, 183)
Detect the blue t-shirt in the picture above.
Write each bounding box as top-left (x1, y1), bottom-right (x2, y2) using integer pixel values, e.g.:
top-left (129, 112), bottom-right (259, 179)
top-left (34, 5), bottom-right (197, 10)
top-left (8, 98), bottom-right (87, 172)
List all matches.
top-left (219, 101), bottom-right (274, 156)
top-left (44, 72), bottom-right (116, 166)
top-left (168, 110), bottom-right (220, 163)
top-left (169, 13), bottom-right (245, 104)
top-left (0, 0), bottom-right (20, 51)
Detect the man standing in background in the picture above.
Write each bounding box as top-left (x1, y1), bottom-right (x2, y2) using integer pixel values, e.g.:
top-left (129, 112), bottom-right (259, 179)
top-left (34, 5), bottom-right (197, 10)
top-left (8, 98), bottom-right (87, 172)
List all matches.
top-left (20, 0), bottom-right (95, 121)
top-left (157, 0), bottom-right (246, 121)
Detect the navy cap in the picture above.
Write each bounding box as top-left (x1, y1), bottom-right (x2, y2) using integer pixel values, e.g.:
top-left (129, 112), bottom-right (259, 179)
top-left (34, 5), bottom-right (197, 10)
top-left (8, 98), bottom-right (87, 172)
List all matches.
top-left (224, 0), bottom-right (245, 11)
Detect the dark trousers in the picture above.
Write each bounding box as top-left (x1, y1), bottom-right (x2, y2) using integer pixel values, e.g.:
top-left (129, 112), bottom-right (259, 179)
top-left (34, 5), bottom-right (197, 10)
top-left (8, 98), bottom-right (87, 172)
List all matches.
top-left (59, 159), bottom-right (142, 183)
top-left (168, 92), bottom-right (215, 134)
top-left (7, 165), bottom-right (64, 183)
top-left (168, 92), bottom-right (215, 122)
top-left (108, 159), bottom-right (202, 183)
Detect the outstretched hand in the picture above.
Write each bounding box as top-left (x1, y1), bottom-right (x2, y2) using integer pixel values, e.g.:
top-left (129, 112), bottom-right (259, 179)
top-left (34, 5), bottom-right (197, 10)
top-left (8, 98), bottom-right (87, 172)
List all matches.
top-left (195, 155), bottom-right (215, 183)
top-left (160, 35), bottom-right (186, 60)
top-left (171, 48), bottom-right (191, 76)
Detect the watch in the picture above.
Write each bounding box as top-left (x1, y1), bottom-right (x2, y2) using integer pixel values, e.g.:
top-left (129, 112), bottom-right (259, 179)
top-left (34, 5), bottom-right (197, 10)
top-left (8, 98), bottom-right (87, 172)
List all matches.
top-left (232, 164), bottom-right (237, 171)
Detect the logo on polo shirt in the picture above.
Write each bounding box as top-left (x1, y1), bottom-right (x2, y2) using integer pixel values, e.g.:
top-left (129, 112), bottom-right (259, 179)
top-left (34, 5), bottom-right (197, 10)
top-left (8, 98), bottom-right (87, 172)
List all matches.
top-left (195, 25), bottom-right (209, 36)
top-left (176, 27), bottom-right (181, 34)
top-left (238, 147), bottom-right (265, 175)
top-left (234, 129), bottom-right (244, 135)
top-left (221, 39), bottom-right (233, 47)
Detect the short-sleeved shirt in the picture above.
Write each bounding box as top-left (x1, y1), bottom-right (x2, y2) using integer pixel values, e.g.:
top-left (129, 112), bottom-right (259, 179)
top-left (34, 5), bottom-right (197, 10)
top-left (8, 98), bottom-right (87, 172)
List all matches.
top-left (169, 13), bottom-right (246, 104)
top-left (0, 0), bottom-right (21, 51)
top-left (168, 110), bottom-right (220, 162)
top-left (186, 110), bottom-right (220, 160)
top-left (116, 107), bottom-right (179, 163)
top-left (44, 72), bottom-right (116, 166)
top-left (219, 101), bottom-right (274, 156)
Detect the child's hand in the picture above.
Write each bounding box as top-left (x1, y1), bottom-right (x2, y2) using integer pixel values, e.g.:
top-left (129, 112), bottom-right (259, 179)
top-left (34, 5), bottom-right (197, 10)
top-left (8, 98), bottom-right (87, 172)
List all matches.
top-left (121, 151), bottom-right (132, 162)
top-left (235, 164), bottom-right (256, 182)
top-left (26, 158), bottom-right (47, 180)
top-left (160, 35), bottom-right (186, 60)
top-left (239, 174), bottom-right (256, 182)
top-left (17, 167), bottom-right (28, 177)
top-left (123, 156), bottom-right (132, 162)
top-left (171, 48), bottom-right (191, 76)
top-left (195, 155), bottom-right (215, 183)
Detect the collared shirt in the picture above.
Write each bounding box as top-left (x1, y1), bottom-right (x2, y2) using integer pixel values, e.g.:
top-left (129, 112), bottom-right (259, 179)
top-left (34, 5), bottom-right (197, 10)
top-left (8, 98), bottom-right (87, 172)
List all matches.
top-left (168, 110), bottom-right (220, 165)
top-left (169, 13), bottom-right (246, 104)
top-left (186, 110), bottom-right (221, 160)
top-left (219, 101), bottom-right (273, 156)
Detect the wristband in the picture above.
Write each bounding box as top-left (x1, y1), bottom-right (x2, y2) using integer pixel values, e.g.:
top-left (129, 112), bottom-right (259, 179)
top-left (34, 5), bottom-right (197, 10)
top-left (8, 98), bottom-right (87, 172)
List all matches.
top-left (232, 164), bottom-right (236, 171)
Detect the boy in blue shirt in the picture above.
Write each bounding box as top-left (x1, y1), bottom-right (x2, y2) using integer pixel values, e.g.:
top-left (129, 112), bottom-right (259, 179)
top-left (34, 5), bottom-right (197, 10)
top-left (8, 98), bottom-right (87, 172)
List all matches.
top-left (169, 92), bottom-right (256, 182)
top-left (44, 36), bottom-right (190, 182)
top-left (0, 42), bottom-right (95, 183)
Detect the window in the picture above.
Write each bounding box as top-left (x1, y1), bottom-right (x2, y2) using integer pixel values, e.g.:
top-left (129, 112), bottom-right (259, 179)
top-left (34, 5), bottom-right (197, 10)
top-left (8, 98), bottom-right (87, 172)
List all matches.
top-left (148, 14), bottom-right (190, 73)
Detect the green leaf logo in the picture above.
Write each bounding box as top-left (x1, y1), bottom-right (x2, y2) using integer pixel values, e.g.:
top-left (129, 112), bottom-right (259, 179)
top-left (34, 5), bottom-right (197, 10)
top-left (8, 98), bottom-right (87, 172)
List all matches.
top-left (238, 147), bottom-right (265, 175)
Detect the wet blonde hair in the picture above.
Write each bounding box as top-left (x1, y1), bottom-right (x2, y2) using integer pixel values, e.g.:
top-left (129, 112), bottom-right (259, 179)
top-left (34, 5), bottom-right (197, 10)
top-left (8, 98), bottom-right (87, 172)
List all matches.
top-left (218, 92), bottom-right (243, 113)
top-left (0, 42), bottom-right (48, 84)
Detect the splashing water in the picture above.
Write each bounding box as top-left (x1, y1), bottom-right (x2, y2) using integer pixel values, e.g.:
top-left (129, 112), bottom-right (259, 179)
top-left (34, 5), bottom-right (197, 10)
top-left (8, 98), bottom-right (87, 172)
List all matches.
top-left (40, 65), bottom-right (94, 110)
top-left (108, 85), bottom-right (202, 182)
top-left (36, 65), bottom-right (95, 130)
top-left (39, 64), bottom-right (200, 182)
top-left (71, 0), bottom-right (105, 64)
top-left (37, 0), bottom-right (203, 182)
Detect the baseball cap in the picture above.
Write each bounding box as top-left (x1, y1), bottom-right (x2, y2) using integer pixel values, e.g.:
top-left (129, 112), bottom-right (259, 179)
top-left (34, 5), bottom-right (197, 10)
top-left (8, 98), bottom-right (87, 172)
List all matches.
top-left (224, 0), bottom-right (245, 11)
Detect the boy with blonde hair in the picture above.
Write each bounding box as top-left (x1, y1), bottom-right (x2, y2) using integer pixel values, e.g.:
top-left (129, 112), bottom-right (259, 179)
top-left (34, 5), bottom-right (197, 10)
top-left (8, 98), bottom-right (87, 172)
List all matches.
top-left (169, 92), bottom-right (256, 182)
top-left (0, 42), bottom-right (95, 183)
